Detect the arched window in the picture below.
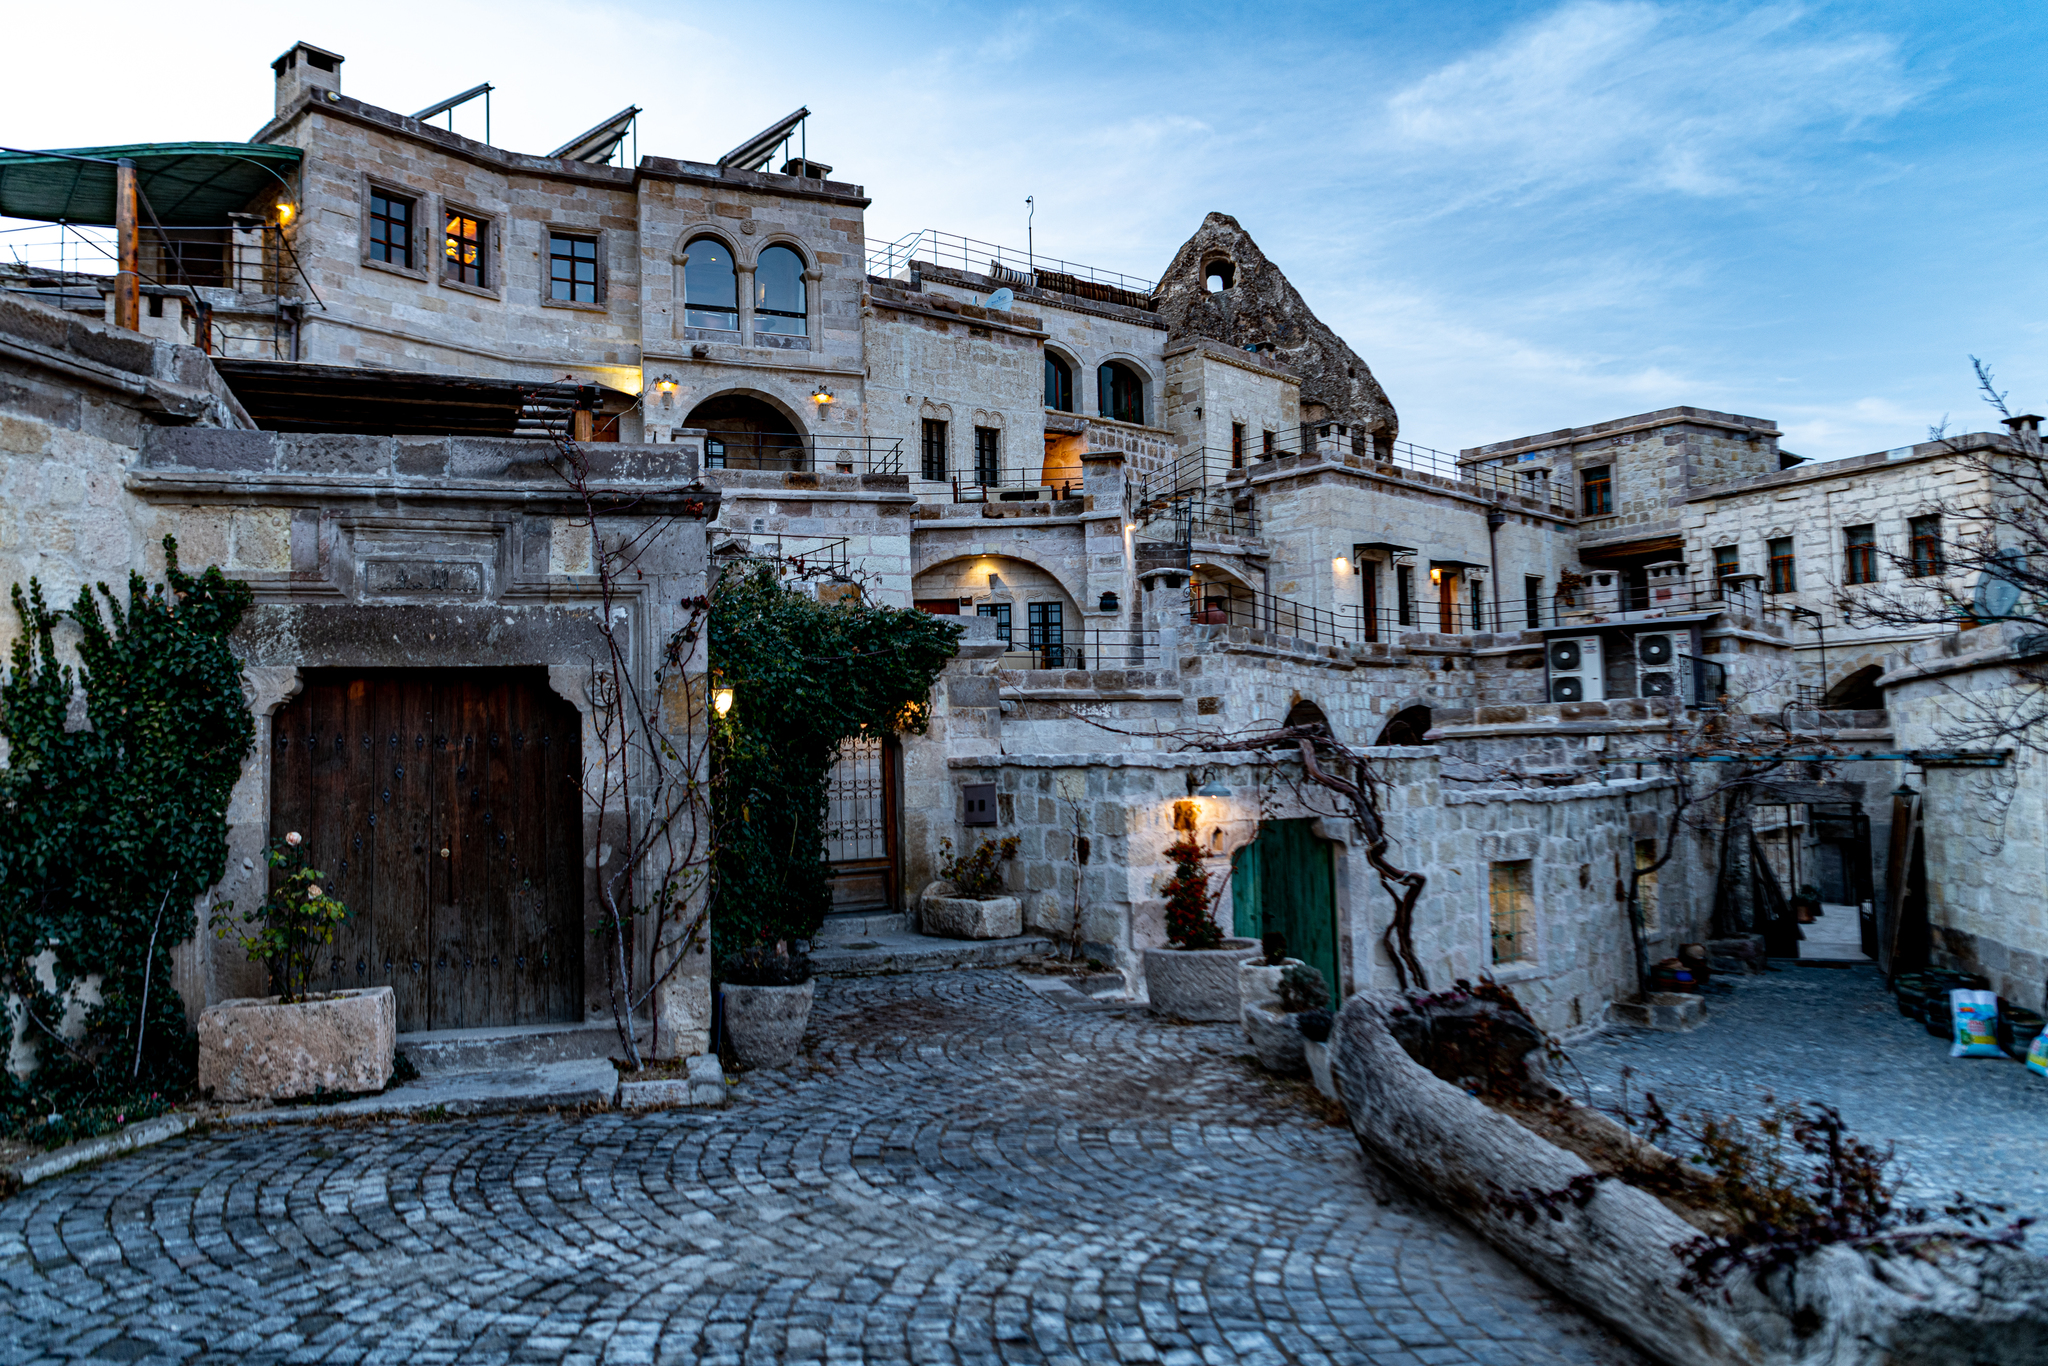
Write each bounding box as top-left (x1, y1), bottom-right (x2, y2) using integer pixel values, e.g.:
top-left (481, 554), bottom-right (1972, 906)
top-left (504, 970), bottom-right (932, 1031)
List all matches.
top-left (1204, 258), bottom-right (1235, 292)
top-left (1098, 361), bottom-right (1145, 425)
top-left (682, 236), bottom-right (737, 331)
top-left (1044, 352), bottom-right (1074, 412)
top-left (1376, 706), bottom-right (1432, 746)
top-left (754, 244), bottom-right (807, 337)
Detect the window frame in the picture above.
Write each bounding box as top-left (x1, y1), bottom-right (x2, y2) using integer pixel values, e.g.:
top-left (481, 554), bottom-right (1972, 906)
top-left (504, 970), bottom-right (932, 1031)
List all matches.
top-left (1097, 361), bottom-right (1146, 426)
top-left (1396, 563), bottom-right (1414, 627)
top-left (1488, 859), bottom-right (1535, 965)
top-left (977, 601), bottom-right (1012, 644)
top-left (920, 418), bottom-right (948, 482)
top-left (1231, 421), bottom-right (1246, 467)
top-left (1044, 352), bottom-right (1074, 412)
top-left (359, 177), bottom-right (427, 280)
top-left (752, 242), bottom-right (809, 339)
top-left (542, 228), bottom-right (607, 309)
top-left (1027, 600), bottom-right (1066, 668)
top-left (430, 199), bottom-right (498, 297)
top-left (1580, 464), bottom-right (1613, 516)
top-left (1524, 575), bottom-right (1542, 630)
top-left (1909, 514), bottom-right (1944, 578)
top-left (1767, 536), bottom-right (1797, 594)
top-left (1262, 429), bottom-right (1276, 459)
top-left (681, 234), bottom-right (741, 335)
top-left (1843, 524), bottom-right (1878, 586)
top-left (973, 425), bottom-right (1001, 486)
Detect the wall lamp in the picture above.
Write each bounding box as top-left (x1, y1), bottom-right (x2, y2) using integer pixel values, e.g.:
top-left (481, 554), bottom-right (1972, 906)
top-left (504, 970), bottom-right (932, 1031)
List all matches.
top-left (654, 373), bottom-right (678, 394)
top-left (713, 686), bottom-right (735, 717)
top-left (811, 385), bottom-right (835, 406)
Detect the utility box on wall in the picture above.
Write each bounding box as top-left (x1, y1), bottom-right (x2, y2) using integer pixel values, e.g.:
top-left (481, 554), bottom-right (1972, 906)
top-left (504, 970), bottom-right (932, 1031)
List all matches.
top-left (962, 782), bottom-right (997, 826)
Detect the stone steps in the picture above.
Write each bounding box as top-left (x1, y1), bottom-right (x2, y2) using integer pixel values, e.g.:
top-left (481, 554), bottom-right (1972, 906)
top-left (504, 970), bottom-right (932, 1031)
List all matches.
top-left (810, 925), bottom-right (1053, 977)
top-left (398, 1018), bottom-right (637, 1073)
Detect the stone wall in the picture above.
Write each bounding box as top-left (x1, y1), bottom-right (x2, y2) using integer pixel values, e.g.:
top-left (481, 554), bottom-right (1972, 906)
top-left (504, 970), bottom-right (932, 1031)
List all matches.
top-left (863, 281), bottom-right (1046, 492)
top-left (1160, 340), bottom-right (1299, 460)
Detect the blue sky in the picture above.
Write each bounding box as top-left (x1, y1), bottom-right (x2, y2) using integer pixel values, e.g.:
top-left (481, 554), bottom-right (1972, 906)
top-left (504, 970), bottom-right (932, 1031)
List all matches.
top-left (3, 1), bottom-right (2040, 460)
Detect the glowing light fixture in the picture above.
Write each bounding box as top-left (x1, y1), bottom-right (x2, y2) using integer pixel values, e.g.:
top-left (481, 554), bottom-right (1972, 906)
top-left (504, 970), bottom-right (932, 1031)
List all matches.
top-left (275, 203), bottom-right (295, 225)
top-left (713, 686), bottom-right (735, 717)
top-left (1195, 778), bottom-right (1231, 798)
top-left (1429, 567), bottom-right (1444, 584)
top-left (654, 373), bottom-right (678, 394)
top-left (810, 385), bottom-right (835, 406)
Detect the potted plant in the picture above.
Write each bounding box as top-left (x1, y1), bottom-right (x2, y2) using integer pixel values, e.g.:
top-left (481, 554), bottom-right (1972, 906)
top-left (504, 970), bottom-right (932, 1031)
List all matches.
top-left (1143, 836), bottom-right (1257, 1020)
top-left (198, 832), bottom-right (395, 1101)
top-left (923, 835), bottom-right (1022, 939)
top-left (1244, 963), bottom-right (1330, 1075)
top-left (719, 944), bottom-right (814, 1070)
top-left (1239, 931), bottom-right (1304, 1015)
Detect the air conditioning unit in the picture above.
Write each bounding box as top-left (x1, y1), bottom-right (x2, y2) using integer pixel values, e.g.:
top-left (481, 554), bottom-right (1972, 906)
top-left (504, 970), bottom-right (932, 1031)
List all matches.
top-left (1633, 631), bottom-right (1685, 702)
top-left (1547, 635), bottom-right (1604, 703)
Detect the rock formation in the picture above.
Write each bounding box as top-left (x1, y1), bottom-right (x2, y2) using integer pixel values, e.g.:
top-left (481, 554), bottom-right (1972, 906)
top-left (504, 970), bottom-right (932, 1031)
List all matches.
top-left (1155, 212), bottom-right (1398, 452)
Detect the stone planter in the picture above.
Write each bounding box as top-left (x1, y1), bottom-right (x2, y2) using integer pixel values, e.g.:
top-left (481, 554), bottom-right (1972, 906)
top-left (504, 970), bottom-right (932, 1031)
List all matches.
top-left (1239, 956), bottom-right (1304, 1015)
top-left (197, 986), bottom-right (396, 1102)
top-left (1242, 1003), bottom-right (1306, 1075)
top-left (1303, 1037), bottom-right (1337, 1103)
top-left (1144, 938), bottom-right (1258, 1021)
top-left (721, 979), bottom-right (815, 1070)
top-left (923, 894), bottom-right (1021, 940)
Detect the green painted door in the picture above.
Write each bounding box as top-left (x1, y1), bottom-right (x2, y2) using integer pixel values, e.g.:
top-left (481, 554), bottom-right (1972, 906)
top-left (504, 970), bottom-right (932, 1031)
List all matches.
top-left (1231, 819), bottom-right (1339, 999)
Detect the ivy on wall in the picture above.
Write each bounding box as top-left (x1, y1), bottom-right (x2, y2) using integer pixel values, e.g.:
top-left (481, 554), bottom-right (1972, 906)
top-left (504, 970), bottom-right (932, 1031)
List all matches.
top-left (708, 563), bottom-right (958, 957)
top-left (0, 538), bottom-right (253, 1125)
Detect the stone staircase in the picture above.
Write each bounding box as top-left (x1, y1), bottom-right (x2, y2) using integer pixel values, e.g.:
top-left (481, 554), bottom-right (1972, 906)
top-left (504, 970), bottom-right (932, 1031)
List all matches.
top-left (809, 908), bottom-right (1052, 977)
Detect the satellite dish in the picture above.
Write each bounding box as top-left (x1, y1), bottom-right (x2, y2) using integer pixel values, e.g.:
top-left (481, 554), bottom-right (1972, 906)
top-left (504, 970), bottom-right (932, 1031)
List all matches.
top-left (1974, 547), bottom-right (2027, 620)
top-left (984, 287), bottom-right (1014, 311)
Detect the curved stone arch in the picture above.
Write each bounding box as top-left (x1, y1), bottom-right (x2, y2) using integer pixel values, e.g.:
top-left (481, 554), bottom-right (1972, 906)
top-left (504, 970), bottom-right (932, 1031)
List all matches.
top-left (1820, 661), bottom-right (1887, 710)
top-left (684, 384), bottom-right (813, 439)
top-left (919, 397), bottom-right (955, 422)
top-left (910, 550), bottom-right (1087, 625)
top-left (669, 223), bottom-right (742, 264)
top-left (740, 232), bottom-right (810, 271)
top-left (1190, 559), bottom-right (1257, 592)
top-left (1374, 701), bottom-right (1435, 746)
top-left (1088, 350), bottom-right (1156, 424)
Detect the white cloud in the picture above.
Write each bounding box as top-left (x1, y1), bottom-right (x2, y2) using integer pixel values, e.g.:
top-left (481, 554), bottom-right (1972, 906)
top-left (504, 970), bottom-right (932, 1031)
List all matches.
top-left (1384, 1), bottom-right (1919, 201)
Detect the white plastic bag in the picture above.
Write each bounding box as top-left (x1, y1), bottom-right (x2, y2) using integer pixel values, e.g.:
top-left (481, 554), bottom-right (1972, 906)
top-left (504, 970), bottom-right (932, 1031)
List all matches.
top-left (1950, 989), bottom-right (2004, 1058)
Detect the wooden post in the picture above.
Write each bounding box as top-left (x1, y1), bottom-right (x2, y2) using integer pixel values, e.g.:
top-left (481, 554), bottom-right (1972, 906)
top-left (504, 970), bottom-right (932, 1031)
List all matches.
top-left (113, 158), bottom-right (140, 331)
top-left (571, 409), bottom-right (594, 443)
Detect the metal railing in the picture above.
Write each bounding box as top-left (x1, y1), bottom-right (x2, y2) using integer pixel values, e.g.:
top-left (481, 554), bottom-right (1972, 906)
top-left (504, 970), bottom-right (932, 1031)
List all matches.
top-left (993, 627), bottom-right (1162, 671)
top-left (866, 228), bottom-right (1156, 304)
top-left (1138, 485), bottom-right (1259, 542)
top-left (702, 435), bottom-right (903, 476)
top-left (1169, 424), bottom-right (1576, 514)
top-left (909, 465), bottom-right (1083, 503)
top-left (1182, 586), bottom-right (1360, 648)
top-left (1, 217), bottom-right (320, 358)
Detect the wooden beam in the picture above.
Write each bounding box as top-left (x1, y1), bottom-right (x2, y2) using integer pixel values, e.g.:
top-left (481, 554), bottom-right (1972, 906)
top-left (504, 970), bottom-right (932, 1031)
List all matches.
top-left (113, 159), bottom-right (140, 332)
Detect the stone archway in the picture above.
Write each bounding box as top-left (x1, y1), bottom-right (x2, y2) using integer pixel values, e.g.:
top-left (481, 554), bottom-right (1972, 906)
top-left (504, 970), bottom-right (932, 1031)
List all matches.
top-left (686, 392), bottom-right (806, 471)
top-left (1376, 705), bottom-right (1432, 746)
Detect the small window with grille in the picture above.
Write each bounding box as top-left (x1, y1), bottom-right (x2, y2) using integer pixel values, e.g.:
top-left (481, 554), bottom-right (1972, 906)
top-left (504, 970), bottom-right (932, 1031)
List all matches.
top-left (368, 190), bottom-right (414, 268)
top-left (1843, 524), bottom-right (1877, 585)
top-left (1489, 860), bottom-right (1534, 964)
top-left (443, 209), bottom-right (488, 287)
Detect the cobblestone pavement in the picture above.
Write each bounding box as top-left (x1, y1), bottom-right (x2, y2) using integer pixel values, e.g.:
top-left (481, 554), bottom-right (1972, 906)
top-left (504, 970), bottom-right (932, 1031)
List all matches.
top-left (1571, 963), bottom-right (2048, 1250)
top-left (1, 972), bottom-right (1643, 1366)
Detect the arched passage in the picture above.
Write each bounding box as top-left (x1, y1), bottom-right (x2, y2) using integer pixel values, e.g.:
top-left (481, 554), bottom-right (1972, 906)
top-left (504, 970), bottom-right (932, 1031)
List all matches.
top-left (685, 392), bottom-right (805, 471)
top-left (1285, 699), bottom-right (1331, 733)
top-left (1821, 664), bottom-right (1885, 711)
top-left (912, 554), bottom-right (1085, 666)
top-left (1376, 705), bottom-right (1432, 746)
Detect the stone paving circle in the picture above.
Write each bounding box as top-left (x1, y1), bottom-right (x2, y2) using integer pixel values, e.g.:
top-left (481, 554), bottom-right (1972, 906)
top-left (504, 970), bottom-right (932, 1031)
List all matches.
top-left (1, 971), bottom-right (1644, 1365)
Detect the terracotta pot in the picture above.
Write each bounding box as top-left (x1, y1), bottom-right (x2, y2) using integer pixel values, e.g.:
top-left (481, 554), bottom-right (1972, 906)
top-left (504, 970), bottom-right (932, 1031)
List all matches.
top-left (721, 979), bottom-right (815, 1069)
top-left (1144, 938), bottom-right (1258, 1021)
top-left (197, 986), bottom-right (396, 1102)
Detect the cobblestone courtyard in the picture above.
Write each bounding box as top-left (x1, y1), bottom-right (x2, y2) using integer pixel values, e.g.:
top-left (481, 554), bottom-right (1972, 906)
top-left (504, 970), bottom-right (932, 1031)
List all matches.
top-left (1, 973), bottom-right (1641, 1366)
top-left (1571, 963), bottom-right (2048, 1251)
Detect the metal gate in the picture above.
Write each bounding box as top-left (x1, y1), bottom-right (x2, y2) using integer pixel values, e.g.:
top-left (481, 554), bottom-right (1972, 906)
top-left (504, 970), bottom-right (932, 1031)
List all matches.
top-left (824, 733), bottom-right (899, 911)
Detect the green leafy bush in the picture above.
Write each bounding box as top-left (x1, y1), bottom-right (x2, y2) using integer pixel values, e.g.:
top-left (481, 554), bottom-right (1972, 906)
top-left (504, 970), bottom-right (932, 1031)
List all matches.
top-left (708, 563), bottom-right (958, 958)
top-left (0, 538), bottom-right (253, 1135)
top-left (212, 834), bottom-right (350, 1002)
top-left (938, 835), bottom-right (1018, 898)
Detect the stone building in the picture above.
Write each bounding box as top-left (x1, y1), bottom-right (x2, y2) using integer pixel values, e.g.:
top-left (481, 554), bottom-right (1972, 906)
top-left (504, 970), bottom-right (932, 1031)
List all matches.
top-left (4, 39), bottom-right (2041, 1054)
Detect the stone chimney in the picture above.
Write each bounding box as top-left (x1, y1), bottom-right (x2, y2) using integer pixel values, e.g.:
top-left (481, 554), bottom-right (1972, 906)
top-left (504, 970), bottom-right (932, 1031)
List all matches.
top-left (2004, 413), bottom-right (2042, 441)
top-left (272, 42), bottom-right (344, 118)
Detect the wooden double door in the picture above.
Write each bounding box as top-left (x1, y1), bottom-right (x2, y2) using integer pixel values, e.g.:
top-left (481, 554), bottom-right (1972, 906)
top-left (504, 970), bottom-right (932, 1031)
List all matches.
top-left (270, 670), bottom-right (584, 1033)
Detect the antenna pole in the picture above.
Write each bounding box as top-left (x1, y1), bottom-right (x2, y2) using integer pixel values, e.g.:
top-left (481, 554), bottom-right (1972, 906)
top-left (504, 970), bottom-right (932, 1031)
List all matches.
top-left (1026, 195), bottom-right (1034, 274)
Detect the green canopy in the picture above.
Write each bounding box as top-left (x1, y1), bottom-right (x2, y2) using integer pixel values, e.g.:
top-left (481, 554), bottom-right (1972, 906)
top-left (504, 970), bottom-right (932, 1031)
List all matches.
top-left (0, 142), bottom-right (303, 226)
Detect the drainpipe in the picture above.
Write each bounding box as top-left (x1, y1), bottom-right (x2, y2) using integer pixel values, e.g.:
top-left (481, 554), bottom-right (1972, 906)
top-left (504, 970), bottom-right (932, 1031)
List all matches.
top-left (1485, 503), bottom-right (1506, 633)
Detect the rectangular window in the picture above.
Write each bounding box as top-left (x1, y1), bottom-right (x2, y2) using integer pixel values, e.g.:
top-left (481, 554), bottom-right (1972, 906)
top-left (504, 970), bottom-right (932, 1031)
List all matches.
top-left (1581, 464), bottom-right (1613, 516)
top-left (1489, 860), bottom-right (1534, 964)
top-left (705, 437), bottom-right (726, 469)
top-left (1362, 561), bottom-right (1380, 642)
top-left (1843, 524), bottom-right (1877, 585)
top-left (1909, 515), bottom-right (1943, 577)
top-left (976, 602), bottom-right (1012, 644)
top-left (974, 426), bottom-right (1000, 485)
top-left (1471, 579), bottom-right (1484, 631)
top-left (1634, 840), bottom-right (1659, 930)
top-left (1767, 536), bottom-right (1797, 594)
top-left (1262, 429), bottom-right (1276, 458)
top-left (1231, 422), bottom-right (1246, 468)
top-left (1524, 575), bottom-right (1542, 629)
top-left (444, 210), bottom-right (486, 287)
top-left (1027, 600), bottom-right (1064, 667)
top-left (1396, 564), bottom-right (1413, 627)
top-left (548, 232), bottom-right (599, 303)
top-left (1713, 544), bottom-right (1739, 580)
top-left (369, 190), bottom-right (413, 267)
top-left (921, 419), bottom-right (948, 481)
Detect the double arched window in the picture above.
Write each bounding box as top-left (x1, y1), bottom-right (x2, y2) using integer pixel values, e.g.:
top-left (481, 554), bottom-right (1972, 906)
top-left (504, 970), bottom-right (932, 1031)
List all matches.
top-left (754, 244), bottom-right (807, 337)
top-left (1044, 352), bottom-right (1074, 412)
top-left (1098, 361), bottom-right (1145, 425)
top-left (682, 237), bottom-right (737, 331)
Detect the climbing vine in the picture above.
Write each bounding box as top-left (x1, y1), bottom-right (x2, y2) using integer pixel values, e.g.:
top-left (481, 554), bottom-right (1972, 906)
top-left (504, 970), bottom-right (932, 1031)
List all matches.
top-left (708, 561), bottom-right (958, 957)
top-left (0, 537), bottom-right (253, 1133)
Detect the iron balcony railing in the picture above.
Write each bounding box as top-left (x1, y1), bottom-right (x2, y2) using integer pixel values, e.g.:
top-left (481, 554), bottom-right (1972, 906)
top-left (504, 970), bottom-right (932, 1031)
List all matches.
top-left (1162, 424), bottom-right (1577, 514)
top-left (867, 228), bottom-right (1156, 306)
top-left (910, 464), bottom-right (1084, 503)
top-left (1137, 485), bottom-right (1260, 542)
top-left (703, 435), bottom-right (903, 476)
top-left (991, 627), bottom-right (1163, 671)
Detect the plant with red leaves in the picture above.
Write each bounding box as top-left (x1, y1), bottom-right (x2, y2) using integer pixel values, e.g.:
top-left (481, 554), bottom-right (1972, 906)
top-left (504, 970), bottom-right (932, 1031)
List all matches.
top-left (1161, 837), bottom-right (1223, 950)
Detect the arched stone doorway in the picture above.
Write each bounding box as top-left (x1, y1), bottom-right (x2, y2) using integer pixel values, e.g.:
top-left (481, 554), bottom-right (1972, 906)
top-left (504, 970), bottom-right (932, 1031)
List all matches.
top-left (685, 393), bottom-right (805, 471)
top-left (1285, 699), bottom-right (1331, 733)
top-left (1821, 664), bottom-right (1885, 711)
top-left (1376, 705), bottom-right (1432, 745)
